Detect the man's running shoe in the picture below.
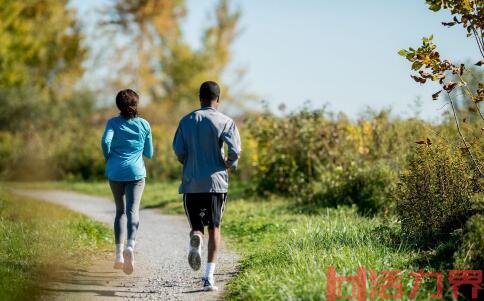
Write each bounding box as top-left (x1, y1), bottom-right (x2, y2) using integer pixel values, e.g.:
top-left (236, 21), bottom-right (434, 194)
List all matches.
top-left (188, 234), bottom-right (202, 270)
top-left (202, 277), bottom-right (218, 291)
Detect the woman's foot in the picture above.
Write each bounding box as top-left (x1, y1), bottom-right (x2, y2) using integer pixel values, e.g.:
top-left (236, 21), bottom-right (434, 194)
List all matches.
top-left (113, 252), bottom-right (124, 269)
top-left (113, 243), bottom-right (124, 269)
top-left (113, 260), bottom-right (124, 269)
top-left (123, 247), bottom-right (134, 275)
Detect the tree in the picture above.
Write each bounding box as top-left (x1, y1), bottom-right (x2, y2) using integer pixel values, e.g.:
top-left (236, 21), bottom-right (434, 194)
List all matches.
top-left (398, 0), bottom-right (483, 176)
top-left (0, 0), bottom-right (87, 131)
top-left (105, 0), bottom-right (241, 112)
top-left (0, 0), bottom-right (86, 93)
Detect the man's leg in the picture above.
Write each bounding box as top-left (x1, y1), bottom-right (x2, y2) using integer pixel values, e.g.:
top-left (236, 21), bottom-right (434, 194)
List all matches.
top-left (202, 226), bottom-right (220, 291)
top-left (184, 194), bottom-right (204, 271)
top-left (202, 194), bottom-right (226, 291)
top-left (207, 227), bottom-right (220, 263)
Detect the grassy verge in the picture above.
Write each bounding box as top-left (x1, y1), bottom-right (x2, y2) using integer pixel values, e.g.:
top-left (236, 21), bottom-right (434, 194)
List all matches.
top-left (0, 186), bottom-right (112, 301)
top-left (8, 181), bottom-right (456, 300)
top-left (222, 198), bottom-right (455, 300)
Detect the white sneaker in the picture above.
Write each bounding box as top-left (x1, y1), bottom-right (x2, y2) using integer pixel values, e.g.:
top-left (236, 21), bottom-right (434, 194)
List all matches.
top-left (188, 234), bottom-right (202, 271)
top-left (123, 247), bottom-right (134, 275)
top-left (113, 254), bottom-right (124, 270)
top-left (202, 277), bottom-right (218, 291)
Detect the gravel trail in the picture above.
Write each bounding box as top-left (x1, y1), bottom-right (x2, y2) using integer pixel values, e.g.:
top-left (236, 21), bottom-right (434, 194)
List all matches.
top-left (13, 189), bottom-right (238, 301)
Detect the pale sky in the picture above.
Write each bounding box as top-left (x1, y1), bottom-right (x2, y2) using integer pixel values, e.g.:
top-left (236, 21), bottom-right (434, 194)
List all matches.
top-left (71, 0), bottom-right (479, 119)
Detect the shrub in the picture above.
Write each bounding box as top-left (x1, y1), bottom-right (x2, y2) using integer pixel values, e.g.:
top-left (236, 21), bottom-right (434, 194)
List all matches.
top-left (145, 124), bottom-right (180, 180)
top-left (454, 213), bottom-right (484, 269)
top-left (453, 192), bottom-right (484, 269)
top-left (396, 143), bottom-right (475, 248)
top-left (248, 108), bottom-right (427, 214)
top-left (313, 161), bottom-right (396, 215)
top-left (55, 127), bottom-right (105, 180)
top-left (0, 132), bottom-right (21, 179)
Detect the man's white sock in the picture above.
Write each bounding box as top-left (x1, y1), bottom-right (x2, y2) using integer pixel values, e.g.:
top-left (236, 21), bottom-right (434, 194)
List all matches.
top-left (127, 239), bottom-right (135, 250)
top-left (205, 262), bottom-right (216, 280)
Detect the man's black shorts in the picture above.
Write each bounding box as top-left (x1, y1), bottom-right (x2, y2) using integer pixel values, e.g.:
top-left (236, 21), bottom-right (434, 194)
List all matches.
top-left (183, 193), bottom-right (227, 232)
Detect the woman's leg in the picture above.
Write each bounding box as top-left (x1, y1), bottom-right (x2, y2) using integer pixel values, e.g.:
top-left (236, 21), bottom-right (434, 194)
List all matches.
top-left (109, 180), bottom-right (127, 244)
top-left (125, 178), bottom-right (145, 247)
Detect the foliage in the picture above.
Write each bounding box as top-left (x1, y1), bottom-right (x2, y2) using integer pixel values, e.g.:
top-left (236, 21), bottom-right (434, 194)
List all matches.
top-left (0, 0), bottom-right (92, 171)
top-left (105, 0), bottom-right (241, 112)
top-left (454, 211), bottom-right (484, 269)
top-left (445, 63), bottom-right (484, 117)
top-left (396, 143), bottom-right (476, 248)
top-left (248, 108), bottom-right (428, 214)
top-left (398, 0), bottom-right (484, 176)
top-left (398, 36), bottom-right (482, 105)
top-left (0, 0), bottom-right (85, 90)
top-left (0, 132), bottom-right (20, 179)
top-left (145, 124), bottom-right (180, 180)
top-left (0, 86), bottom-right (96, 132)
top-left (313, 161), bottom-right (396, 215)
top-left (426, 0), bottom-right (483, 42)
top-left (368, 0), bottom-right (484, 266)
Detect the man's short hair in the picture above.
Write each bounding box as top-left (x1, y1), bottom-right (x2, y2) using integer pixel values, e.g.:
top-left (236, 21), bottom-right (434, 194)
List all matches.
top-left (199, 81), bottom-right (220, 102)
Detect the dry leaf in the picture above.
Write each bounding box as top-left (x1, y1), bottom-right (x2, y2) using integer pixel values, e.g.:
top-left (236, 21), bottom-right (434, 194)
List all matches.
top-left (432, 90), bottom-right (442, 100)
top-left (443, 82), bottom-right (457, 92)
top-left (411, 75), bottom-right (426, 84)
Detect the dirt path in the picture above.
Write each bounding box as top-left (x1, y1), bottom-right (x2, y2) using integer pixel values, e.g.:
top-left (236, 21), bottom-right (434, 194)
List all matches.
top-left (13, 189), bottom-right (238, 301)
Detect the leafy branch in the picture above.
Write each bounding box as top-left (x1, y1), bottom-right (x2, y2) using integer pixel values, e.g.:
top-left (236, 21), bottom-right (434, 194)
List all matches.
top-left (398, 0), bottom-right (484, 177)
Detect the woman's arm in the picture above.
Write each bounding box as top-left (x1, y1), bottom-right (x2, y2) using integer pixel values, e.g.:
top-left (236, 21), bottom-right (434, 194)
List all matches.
top-left (101, 120), bottom-right (114, 161)
top-left (143, 124), bottom-right (154, 159)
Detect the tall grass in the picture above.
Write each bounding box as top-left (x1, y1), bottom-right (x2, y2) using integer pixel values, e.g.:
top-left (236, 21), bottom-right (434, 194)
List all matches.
top-left (223, 199), bottom-right (456, 300)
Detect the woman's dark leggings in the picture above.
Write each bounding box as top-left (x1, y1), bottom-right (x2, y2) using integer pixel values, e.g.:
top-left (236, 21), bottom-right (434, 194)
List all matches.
top-left (109, 178), bottom-right (145, 244)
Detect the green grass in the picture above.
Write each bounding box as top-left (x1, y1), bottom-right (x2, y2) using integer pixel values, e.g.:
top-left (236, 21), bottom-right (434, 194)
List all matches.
top-left (8, 181), bottom-right (458, 300)
top-left (0, 186), bottom-right (112, 301)
top-left (222, 198), bottom-right (456, 300)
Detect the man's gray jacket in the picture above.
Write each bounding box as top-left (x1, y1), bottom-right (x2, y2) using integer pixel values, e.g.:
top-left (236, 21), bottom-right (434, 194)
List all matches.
top-left (173, 106), bottom-right (242, 193)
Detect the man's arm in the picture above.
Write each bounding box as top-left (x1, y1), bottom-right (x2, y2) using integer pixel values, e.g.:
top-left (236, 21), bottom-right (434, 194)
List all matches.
top-left (101, 120), bottom-right (114, 161)
top-left (221, 120), bottom-right (242, 169)
top-left (172, 124), bottom-right (186, 164)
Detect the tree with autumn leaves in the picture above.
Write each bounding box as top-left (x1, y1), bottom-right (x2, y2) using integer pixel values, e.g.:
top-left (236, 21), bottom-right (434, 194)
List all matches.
top-left (399, 0), bottom-right (483, 176)
top-left (0, 0), bottom-right (87, 131)
top-left (104, 0), bottom-right (241, 117)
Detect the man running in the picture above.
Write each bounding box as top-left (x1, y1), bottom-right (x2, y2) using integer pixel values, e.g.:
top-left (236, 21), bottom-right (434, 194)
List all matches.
top-left (173, 81), bottom-right (241, 291)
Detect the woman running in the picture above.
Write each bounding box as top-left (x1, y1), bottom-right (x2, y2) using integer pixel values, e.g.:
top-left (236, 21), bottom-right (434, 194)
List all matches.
top-left (101, 89), bottom-right (153, 275)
